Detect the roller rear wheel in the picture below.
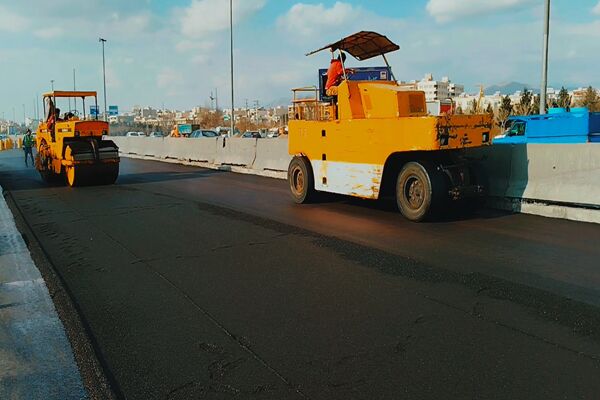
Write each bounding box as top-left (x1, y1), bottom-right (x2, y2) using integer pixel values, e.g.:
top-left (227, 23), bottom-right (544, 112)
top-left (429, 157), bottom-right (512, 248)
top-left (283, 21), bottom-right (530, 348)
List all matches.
top-left (288, 156), bottom-right (315, 204)
top-left (396, 161), bottom-right (448, 222)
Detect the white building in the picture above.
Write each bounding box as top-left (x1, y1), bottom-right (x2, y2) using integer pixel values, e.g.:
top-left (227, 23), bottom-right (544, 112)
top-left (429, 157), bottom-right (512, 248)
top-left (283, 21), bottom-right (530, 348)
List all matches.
top-left (417, 74), bottom-right (464, 101)
top-left (417, 74), bottom-right (448, 101)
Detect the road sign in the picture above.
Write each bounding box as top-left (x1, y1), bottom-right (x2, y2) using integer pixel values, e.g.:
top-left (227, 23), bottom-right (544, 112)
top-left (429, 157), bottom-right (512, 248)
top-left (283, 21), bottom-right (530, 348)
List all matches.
top-left (223, 114), bottom-right (231, 121)
top-left (90, 105), bottom-right (100, 117)
top-left (108, 105), bottom-right (118, 116)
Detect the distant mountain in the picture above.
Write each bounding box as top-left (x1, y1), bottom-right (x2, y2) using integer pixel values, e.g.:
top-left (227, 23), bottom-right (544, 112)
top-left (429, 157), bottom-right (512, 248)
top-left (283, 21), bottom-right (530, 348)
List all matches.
top-left (484, 82), bottom-right (539, 96)
top-left (264, 96), bottom-right (292, 108)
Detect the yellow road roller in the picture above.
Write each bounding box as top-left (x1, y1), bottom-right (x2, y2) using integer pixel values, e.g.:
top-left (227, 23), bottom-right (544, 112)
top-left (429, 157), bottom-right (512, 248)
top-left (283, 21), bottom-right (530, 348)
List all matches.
top-left (288, 31), bottom-right (493, 221)
top-left (35, 91), bottom-right (119, 187)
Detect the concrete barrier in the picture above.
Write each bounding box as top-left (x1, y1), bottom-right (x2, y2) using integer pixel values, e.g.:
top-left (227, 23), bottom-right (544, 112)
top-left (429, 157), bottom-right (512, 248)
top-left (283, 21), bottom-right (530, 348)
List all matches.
top-left (215, 137), bottom-right (257, 167)
top-left (469, 144), bottom-right (600, 223)
top-left (253, 139), bottom-right (292, 172)
top-left (164, 137), bottom-right (218, 163)
top-left (108, 135), bottom-right (599, 223)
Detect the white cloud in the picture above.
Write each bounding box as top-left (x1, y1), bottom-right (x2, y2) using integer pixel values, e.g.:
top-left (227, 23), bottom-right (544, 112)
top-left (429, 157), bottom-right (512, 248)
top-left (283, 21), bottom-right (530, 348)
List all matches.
top-left (594, 1), bottom-right (600, 15)
top-left (33, 27), bottom-right (65, 39)
top-left (157, 68), bottom-right (186, 96)
top-left (277, 2), bottom-right (361, 37)
top-left (111, 13), bottom-right (151, 35)
top-left (179, 0), bottom-right (266, 39)
top-left (0, 5), bottom-right (29, 32)
top-left (426, 0), bottom-right (536, 23)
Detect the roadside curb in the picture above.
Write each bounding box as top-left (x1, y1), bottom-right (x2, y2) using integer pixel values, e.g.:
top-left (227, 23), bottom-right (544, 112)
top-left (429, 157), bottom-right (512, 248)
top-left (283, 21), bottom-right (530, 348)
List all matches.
top-left (0, 185), bottom-right (88, 399)
top-left (2, 183), bottom-right (118, 400)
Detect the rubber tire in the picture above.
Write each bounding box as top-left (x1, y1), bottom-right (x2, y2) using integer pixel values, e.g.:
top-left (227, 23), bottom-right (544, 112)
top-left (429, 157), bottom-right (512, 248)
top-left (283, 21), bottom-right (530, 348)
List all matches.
top-left (288, 156), bottom-right (316, 204)
top-left (396, 161), bottom-right (447, 222)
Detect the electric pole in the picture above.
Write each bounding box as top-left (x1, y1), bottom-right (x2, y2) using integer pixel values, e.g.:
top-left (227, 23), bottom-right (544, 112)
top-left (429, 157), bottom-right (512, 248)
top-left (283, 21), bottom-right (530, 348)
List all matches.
top-left (99, 38), bottom-right (108, 121)
top-left (229, 0), bottom-right (235, 136)
top-left (540, 0), bottom-right (550, 114)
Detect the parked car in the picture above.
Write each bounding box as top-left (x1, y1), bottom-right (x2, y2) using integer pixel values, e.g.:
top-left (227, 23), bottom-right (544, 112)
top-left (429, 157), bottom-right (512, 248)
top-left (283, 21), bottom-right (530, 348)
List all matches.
top-left (189, 129), bottom-right (218, 138)
top-left (126, 131), bottom-right (141, 137)
top-left (149, 131), bottom-right (165, 138)
top-left (239, 131), bottom-right (261, 138)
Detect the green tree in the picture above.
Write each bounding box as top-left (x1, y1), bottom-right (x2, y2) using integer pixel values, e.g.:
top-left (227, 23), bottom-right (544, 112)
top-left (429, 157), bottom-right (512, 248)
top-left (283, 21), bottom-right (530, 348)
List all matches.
top-left (468, 99), bottom-right (478, 114)
top-left (557, 87), bottom-right (571, 109)
top-left (576, 86), bottom-right (600, 112)
top-left (485, 103), bottom-right (494, 115)
top-left (496, 95), bottom-right (512, 128)
top-left (531, 94), bottom-right (540, 115)
top-left (514, 88), bottom-right (534, 115)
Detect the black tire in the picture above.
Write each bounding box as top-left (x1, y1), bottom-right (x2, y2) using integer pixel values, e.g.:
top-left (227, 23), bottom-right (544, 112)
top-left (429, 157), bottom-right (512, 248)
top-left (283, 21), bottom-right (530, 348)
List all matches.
top-left (288, 156), bottom-right (316, 204)
top-left (396, 161), bottom-right (448, 222)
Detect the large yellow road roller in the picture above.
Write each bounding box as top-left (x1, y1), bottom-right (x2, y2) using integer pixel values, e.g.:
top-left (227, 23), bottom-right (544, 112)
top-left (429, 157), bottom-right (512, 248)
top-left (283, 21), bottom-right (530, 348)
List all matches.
top-left (35, 91), bottom-right (119, 187)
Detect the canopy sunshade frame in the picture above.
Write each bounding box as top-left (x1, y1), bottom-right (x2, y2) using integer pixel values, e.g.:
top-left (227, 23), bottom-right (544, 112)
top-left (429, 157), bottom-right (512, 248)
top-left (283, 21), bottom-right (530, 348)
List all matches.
top-left (306, 31), bottom-right (400, 61)
top-left (43, 91), bottom-right (97, 98)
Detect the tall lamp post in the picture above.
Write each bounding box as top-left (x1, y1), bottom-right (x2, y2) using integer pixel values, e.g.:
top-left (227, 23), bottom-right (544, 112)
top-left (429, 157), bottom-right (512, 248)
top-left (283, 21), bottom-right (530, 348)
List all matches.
top-left (99, 38), bottom-right (108, 121)
top-left (540, 0), bottom-right (550, 114)
top-left (229, 0), bottom-right (235, 137)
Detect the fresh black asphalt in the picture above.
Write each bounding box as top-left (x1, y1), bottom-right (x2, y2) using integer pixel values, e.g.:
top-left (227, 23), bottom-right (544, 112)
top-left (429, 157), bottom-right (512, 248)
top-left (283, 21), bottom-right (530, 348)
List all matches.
top-left (1, 151), bottom-right (600, 399)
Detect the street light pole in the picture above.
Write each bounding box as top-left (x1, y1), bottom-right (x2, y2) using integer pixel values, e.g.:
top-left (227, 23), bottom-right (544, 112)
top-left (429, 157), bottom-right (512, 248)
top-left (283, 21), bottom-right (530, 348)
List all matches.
top-left (229, 0), bottom-right (235, 137)
top-left (99, 38), bottom-right (108, 121)
top-left (51, 80), bottom-right (54, 91)
top-left (540, 0), bottom-right (550, 114)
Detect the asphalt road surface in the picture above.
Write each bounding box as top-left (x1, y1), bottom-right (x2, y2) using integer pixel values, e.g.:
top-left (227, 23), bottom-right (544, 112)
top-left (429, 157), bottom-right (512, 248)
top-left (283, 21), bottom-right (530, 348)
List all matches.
top-left (1, 150), bottom-right (600, 400)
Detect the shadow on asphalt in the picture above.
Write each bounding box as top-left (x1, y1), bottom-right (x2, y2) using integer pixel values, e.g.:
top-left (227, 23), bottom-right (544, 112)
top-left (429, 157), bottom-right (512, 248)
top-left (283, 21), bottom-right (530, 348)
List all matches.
top-left (323, 193), bottom-right (515, 222)
top-left (116, 169), bottom-right (221, 185)
top-left (0, 163), bottom-right (221, 192)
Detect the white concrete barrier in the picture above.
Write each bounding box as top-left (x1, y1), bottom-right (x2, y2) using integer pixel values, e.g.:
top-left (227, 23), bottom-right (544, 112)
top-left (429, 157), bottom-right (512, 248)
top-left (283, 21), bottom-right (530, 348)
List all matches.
top-left (164, 137), bottom-right (218, 163)
top-left (107, 135), bottom-right (599, 223)
top-left (470, 144), bottom-right (600, 223)
top-left (215, 137), bottom-right (257, 167)
top-left (253, 139), bottom-right (292, 172)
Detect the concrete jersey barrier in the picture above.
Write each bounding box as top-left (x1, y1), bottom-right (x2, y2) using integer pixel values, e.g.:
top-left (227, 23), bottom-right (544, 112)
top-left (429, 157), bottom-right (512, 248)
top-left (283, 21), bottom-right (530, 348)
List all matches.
top-left (107, 135), bottom-right (599, 223)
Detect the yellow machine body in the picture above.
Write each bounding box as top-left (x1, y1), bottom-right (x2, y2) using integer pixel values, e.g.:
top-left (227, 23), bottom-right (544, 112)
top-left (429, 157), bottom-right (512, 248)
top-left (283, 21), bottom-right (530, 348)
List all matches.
top-left (288, 80), bottom-right (492, 200)
top-left (35, 91), bottom-right (120, 186)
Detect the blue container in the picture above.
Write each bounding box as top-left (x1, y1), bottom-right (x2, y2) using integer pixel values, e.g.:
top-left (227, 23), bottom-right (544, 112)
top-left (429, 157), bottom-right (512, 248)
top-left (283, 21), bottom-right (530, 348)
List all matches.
top-left (493, 109), bottom-right (600, 144)
top-left (318, 66), bottom-right (392, 100)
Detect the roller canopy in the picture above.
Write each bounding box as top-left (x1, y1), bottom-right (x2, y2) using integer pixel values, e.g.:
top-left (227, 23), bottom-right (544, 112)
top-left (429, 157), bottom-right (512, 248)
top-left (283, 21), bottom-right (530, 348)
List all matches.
top-left (43, 91), bottom-right (97, 98)
top-left (306, 31), bottom-right (399, 61)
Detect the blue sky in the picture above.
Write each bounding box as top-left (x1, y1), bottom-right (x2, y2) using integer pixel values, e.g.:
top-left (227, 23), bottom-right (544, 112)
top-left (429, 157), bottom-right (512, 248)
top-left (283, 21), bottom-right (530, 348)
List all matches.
top-left (1, 0), bottom-right (600, 119)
